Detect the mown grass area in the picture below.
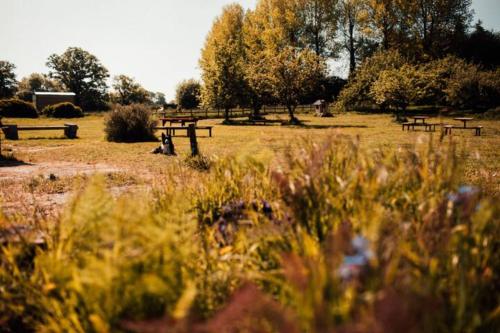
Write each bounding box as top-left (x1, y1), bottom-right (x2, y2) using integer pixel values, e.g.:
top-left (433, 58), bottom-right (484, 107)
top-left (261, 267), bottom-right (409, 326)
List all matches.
top-left (2, 112), bottom-right (499, 197)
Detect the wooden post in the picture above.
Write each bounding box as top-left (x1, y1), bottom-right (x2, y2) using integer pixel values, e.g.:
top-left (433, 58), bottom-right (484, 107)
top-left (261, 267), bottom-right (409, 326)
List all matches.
top-left (188, 124), bottom-right (199, 156)
top-left (64, 124), bottom-right (78, 139)
top-left (3, 125), bottom-right (18, 140)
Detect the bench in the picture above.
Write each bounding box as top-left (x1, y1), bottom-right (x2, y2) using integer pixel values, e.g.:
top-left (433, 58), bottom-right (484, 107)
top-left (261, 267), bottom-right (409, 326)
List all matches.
top-left (424, 123), bottom-right (440, 132)
top-left (402, 122), bottom-right (416, 131)
top-left (1, 123), bottom-right (78, 140)
top-left (154, 126), bottom-right (213, 137)
top-left (442, 125), bottom-right (483, 136)
top-left (160, 118), bottom-right (199, 127)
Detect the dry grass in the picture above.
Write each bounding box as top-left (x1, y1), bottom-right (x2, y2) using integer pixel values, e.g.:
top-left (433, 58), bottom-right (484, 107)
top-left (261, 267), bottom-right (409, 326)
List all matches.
top-left (1, 112), bottom-right (498, 218)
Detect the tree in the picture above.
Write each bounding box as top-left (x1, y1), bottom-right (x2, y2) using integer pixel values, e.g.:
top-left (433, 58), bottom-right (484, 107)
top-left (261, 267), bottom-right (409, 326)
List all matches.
top-left (370, 64), bottom-right (420, 120)
top-left (301, 0), bottom-right (340, 57)
top-left (112, 75), bottom-right (150, 105)
top-left (0, 61), bottom-right (18, 99)
top-left (242, 8), bottom-right (275, 119)
top-left (409, 0), bottom-right (473, 57)
top-left (335, 49), bottom-right (406, 110)
top-left (199, 4), bottom-right (247, 122)
top-left (267, 47), bottom-right (327, 123)
top-left (152, 92), bottom-right (166, 106)
top-left (338, 0), bottom-right (366, 76)
top-left (46, 47), bottom-right (109, 110)
top-left (459, 21), bottom-right (500, 69)
top-left (175, 79), bottom-right (201, 109)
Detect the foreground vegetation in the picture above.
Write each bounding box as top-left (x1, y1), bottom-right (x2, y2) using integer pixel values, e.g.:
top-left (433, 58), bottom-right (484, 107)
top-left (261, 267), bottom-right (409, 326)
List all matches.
top-left (1, 112), bottom-right (499, 332)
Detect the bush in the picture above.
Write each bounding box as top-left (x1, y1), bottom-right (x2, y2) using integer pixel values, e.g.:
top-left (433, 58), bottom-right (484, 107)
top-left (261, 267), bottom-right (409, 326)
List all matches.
top-left (446, 67), bottom-right (500, 109)
top-left (42, 102), bottom-right (84, 118)
top-left (335, 50), bottom-right (406, 111)
top-left (0, 98), bottom-right (38, 118)
top-left (104, 104), bottom-right (157, 142)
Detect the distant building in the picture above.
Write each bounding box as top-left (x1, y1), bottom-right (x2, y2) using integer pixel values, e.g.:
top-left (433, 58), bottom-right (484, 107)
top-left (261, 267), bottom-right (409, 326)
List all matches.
top-left (314, 99), bottom-right (332, 117)
top-left (33, 92), bottom-right (76, 111)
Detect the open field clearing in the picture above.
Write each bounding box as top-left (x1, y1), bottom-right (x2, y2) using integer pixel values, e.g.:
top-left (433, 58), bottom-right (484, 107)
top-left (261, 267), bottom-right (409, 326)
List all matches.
top-left (1, 112), bottom-right (499, 219)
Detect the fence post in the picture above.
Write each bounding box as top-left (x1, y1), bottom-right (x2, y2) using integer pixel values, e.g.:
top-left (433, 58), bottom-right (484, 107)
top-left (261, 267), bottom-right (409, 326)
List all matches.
top-left (188, 124), bottom-right (199, 157)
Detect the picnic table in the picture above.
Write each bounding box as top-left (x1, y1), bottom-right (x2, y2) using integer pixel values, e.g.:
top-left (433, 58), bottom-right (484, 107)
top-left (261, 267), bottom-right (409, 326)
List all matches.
top-left (445, 117), bottom-right (482, 136)
top-left (403, 116), bottom-right (436, 132)
top-left (412, 116), bottom-right (430, 124)
top-left (454, 117), bottom-right (474, 128)
top-left (159, 117), bottom-right (199, 127)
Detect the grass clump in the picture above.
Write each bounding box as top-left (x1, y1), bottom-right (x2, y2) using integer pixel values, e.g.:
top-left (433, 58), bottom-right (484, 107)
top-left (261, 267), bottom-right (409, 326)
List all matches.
top-left (184, 154), bottom-right (212, 172)
top-left (104, 104), bottom-right (157, 142)
top-left (42, 102), bottom-right (84, 118)
top-left (0, 99), bottom-right (38, 118)
top-left (0, 136), bottom-right (498, 332)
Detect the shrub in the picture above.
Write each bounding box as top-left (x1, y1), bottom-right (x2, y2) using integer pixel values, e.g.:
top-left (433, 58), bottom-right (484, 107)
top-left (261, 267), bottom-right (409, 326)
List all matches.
top-left (104, 104), bottom-right (157, 142)
top-left (445, 67), bottom-right (500, 109)
top-left (0, 98), bottom-right (38, 118)
top-left (42, 102), bottom-right (84, 118)
top-left (370, 64), bottom-right (421, 120)
top-left (335, 50), bottom-right (406, 111)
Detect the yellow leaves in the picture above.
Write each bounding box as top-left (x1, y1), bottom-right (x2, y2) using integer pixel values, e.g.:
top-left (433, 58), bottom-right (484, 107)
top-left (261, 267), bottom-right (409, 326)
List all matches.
top-left (89, 314), bottom-right (110, 333)
top-left (172, 281), bottom-right (197, 320)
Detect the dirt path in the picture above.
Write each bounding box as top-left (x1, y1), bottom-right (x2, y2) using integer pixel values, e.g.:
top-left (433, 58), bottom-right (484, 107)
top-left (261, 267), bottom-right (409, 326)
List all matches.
top-left (0, 161), bottom-right (121, 180)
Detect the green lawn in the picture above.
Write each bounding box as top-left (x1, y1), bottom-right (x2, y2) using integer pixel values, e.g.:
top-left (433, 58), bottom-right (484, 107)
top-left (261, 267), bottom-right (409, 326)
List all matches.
top-left (1, 112), bottom-right (499, 217)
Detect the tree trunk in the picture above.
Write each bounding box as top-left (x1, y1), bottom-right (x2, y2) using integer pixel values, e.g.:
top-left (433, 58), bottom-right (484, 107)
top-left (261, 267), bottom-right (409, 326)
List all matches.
top-left (224, 107), bottom-right (230, 122)
top-left (287, 105), bottom-right (299, 124)
top-left (348, 18), bottom-right (356, 76)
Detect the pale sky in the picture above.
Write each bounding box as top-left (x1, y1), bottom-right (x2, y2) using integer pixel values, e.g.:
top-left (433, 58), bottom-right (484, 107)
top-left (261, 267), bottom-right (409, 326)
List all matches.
top-left (1, 0), bottom-right (499, 101)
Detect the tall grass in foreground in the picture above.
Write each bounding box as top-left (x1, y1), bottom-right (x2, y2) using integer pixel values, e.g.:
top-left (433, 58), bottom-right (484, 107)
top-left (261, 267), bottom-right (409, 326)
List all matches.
top-left (0, 135), bottom-right (498, 333)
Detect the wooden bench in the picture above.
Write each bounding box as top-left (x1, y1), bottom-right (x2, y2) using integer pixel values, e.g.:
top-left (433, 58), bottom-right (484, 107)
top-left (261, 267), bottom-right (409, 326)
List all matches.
top-left (442, 125), bottom-right (483, 136)
top-left (159, 117), bottom-right (199, 127)
top-left (1, 123), bottom-right (78, 140)
top-left (402, 122), bottom-right (416, 131)
top-left (154, 126), bottom-right (213, 137)
top-left (424, 123), bottom-right (439, 132)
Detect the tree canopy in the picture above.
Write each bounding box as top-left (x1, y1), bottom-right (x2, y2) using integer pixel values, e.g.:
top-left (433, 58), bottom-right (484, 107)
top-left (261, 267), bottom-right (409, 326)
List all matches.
top-left (175, 79), bottom-right (201, 110)
top-left (0, 61), bottom-right (18, 99)
top-left (112, 75), bottom-right (150, 105)
top-left (46, 47), bottom-right (109, 110)
top-left (199, 3), bottom-right (247, 121)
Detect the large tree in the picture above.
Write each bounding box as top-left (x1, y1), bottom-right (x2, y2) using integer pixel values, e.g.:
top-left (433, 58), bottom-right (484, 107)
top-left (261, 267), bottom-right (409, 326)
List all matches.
top-left (242, 7), bottom-right (275, 119)
top-left (175, 79), bottom-right (201, 110)
top-left (267, 47), bottom-right (327, 123)
top-left (409, 0), bottom-right (473, 57)
top-left (112, 75), bottom-right (150, 105)
top-left (199, 3), bottom-right (247, 122)
top-left (338, 0), bottom-right (366, 76)
top-left (0, 61), bottom-right (18, 99)
top-left (46, 47), bottom-right (109, 110)
top-left (301, 0), bottom-right (340, 57)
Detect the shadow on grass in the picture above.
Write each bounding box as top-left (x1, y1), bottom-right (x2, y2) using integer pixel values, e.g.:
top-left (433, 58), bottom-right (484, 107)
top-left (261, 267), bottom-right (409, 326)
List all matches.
top-left (220, 119), bottom-right (284, 126)
top-left (25, 136), bottom-right (79, 141)
top-left (285, 124), bottom-right (369, 129)
top-left (0, 156), bottom-right (31, 168)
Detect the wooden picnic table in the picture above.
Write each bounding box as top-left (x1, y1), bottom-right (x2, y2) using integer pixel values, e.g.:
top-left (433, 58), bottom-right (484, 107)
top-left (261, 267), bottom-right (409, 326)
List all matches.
top-left (454, 117), bottom-right (474, 128)
top-left (159, 117), bottom-right (199, 127)
top-left (412, 116), bottom-right (430, 124)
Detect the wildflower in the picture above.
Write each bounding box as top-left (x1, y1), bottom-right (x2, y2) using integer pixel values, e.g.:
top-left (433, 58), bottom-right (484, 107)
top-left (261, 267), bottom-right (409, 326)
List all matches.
top-left (339, 235), bottom-right (373, 281)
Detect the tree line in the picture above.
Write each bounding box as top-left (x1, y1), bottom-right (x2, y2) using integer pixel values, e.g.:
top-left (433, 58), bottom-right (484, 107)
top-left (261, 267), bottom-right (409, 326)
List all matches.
top-left (198, 0), bottom-right (499, 122)
top-left (0, 47), bottom-right (166, 111)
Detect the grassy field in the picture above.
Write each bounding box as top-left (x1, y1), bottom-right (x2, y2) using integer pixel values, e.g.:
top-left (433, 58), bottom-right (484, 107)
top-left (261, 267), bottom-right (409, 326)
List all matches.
top-left (1, 112), bottom-right (498, 209)
top-left (1, 112), bottom-right (499, 332)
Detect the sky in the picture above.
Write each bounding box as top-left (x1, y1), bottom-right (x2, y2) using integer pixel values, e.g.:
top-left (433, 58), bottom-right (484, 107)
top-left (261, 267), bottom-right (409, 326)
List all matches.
top-left (1, 0), bottom-right (499, 101)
